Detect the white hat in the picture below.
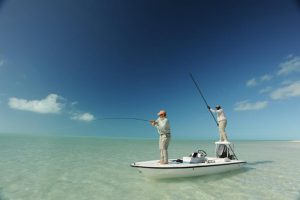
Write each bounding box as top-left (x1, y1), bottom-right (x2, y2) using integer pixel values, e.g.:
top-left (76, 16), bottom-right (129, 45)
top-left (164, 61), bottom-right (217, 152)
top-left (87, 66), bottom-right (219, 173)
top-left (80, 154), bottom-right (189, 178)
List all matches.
top-left (157, 110), bottom-right (166, 116)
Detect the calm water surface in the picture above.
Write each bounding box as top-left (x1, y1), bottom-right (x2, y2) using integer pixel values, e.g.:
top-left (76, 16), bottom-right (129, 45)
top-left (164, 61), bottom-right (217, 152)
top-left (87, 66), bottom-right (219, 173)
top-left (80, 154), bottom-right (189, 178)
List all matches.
top-left (0, 135), bottom-right (299, 200)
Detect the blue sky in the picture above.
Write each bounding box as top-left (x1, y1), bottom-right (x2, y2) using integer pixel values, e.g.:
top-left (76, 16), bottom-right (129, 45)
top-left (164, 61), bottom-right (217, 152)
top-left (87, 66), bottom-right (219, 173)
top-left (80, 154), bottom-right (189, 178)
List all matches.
top-left (0, 0), bottom-right (299, 140)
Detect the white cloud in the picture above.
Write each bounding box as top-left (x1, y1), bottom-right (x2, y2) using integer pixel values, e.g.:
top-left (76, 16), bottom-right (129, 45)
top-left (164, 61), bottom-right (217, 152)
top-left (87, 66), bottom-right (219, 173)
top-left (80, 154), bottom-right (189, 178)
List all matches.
top-left (281, 80), bottom-right (294, 86)
top-left (0, 59), bottom-right (4, 67)
top-left (71, 112), bottom-right (95, 122)
top-left (246, 74), bottom-right (272, 87)
top-left (71, 101), bottom-right (78, 106)
top-left (259, 86), bottom-right (272, 94)
top-left (277, 56), bottom-right (300, 75)
top-left (270, 81), bottom-right (300, 100)
top-left (285, 54), bottom-right (294, 59)
top-left (246, 78), bottom-right (258, 87)
top-left (234, 100), bottom-right (268, 111)
top-left (260, 74), bottom-right (272, 82)
top-left (8, 94), bottom-right (63, 114)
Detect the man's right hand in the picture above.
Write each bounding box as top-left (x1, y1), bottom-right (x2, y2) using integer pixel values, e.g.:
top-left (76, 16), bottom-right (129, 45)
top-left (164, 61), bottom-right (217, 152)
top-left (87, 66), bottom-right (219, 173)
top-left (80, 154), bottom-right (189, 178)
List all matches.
top-left (150, 120), bottom-right (156, 126)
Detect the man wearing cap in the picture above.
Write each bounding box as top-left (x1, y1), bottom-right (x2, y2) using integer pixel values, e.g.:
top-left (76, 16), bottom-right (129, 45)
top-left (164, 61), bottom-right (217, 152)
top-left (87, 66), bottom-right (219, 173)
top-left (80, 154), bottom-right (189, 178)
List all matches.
top-left (150, 110), bottom-right (171, 164)
top-left (207, 105), bottom-right (228, 142)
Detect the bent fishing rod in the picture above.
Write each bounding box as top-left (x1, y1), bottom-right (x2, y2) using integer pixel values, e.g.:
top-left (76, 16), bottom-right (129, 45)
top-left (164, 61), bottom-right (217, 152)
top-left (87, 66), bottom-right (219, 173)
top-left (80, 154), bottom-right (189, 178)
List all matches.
top-left (189, 73), bottom-right (219, 126)
top-left (96, 117), bottom-right (150, 122)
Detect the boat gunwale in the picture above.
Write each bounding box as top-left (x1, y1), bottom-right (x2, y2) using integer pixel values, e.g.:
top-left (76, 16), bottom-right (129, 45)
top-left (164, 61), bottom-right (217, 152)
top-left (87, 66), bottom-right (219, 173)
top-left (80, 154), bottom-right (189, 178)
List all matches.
top-left (130, 160), bottom-right (247, 169)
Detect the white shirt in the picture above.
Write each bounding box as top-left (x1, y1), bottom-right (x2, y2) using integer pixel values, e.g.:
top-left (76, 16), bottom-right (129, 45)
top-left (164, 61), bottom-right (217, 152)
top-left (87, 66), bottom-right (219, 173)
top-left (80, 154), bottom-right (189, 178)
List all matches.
top-left (155, 117), bottom-right (171, 136)
top-left (210, 108), bottom-right (227, 122)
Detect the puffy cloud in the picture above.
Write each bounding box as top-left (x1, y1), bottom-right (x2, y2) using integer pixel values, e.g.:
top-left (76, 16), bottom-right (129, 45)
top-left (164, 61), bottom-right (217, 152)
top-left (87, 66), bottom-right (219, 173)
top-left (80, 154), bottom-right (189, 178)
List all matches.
top-left (0, 59), bottom-right (4, 67)
top-left (280, 80), bottom-right (294, 86)
top-left (270, 81), bottom-right (300, 100)
top-left (71, 101), bottom-right (78, 106)
top-left (260, 74), bottom-right (272, 82)
top-left (8, 94), bottom-right (63, 114)
top-left (71, 112), bottom-right (95, 122)
top-left (8, 93), bottom-right (96, 123)
top-left (246, 74), bottom-right (272, 87)
top-left (234, 100), bottom-right (268, 111)
top-left (246, 78), bottom-right (258, 87)
top-left (277, 56), bottom-right (300, 75)
top-left (259, 86), bottom-right (272, 94)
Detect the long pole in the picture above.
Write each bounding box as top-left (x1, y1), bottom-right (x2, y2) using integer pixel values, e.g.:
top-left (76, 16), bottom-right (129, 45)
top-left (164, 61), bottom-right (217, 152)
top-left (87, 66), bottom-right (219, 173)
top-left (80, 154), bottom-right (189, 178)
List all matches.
top-left (189, 73), bottom-right (219, 126)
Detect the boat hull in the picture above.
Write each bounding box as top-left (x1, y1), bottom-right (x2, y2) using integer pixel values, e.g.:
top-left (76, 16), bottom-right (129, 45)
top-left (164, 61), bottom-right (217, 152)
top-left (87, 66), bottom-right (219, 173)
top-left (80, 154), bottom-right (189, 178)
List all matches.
top-left (131, 158), bottom-right (246, 179)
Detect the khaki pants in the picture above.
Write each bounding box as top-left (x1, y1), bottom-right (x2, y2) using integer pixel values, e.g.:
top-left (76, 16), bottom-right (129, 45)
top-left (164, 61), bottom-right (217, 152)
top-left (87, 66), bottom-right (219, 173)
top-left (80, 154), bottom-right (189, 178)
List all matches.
top-left (159, 134), bottom-right (170, 163)
top-left (218, 120), bottom-right (228, 141)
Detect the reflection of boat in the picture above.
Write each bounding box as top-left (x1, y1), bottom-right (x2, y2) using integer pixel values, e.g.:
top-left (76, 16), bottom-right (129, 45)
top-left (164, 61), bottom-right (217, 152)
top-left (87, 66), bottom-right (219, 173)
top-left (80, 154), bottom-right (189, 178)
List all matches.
top-left (131, 141), bottom-right (246, 179)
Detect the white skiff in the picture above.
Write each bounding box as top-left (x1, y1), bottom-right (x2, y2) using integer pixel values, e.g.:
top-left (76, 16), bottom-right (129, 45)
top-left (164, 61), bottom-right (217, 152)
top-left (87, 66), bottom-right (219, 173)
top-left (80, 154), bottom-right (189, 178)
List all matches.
top-left (131, 141), bottom-right (246, 179)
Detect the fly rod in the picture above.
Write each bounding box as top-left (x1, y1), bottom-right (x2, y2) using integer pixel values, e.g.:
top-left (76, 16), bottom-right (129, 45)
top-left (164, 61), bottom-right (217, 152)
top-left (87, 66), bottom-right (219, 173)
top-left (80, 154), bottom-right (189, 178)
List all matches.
top-left (189, 73), bottom-right (219, 126)
top-left (96, 117), bottom-right (149, 122)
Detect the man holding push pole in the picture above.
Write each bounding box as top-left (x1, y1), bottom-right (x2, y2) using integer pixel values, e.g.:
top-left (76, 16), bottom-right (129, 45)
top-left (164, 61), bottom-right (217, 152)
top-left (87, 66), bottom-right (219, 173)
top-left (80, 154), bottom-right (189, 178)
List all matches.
top-left (207, 105), bottom-right (228, 142)
top-left (190, 73), bottom-right (229, 142)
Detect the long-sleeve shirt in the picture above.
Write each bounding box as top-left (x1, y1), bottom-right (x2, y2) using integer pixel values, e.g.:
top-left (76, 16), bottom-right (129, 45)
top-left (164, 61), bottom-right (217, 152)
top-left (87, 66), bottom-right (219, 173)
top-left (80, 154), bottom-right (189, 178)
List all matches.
top-left (210, 108), bottom-right (227, 122)
top-left (155, 117), bottom-right (171, 136)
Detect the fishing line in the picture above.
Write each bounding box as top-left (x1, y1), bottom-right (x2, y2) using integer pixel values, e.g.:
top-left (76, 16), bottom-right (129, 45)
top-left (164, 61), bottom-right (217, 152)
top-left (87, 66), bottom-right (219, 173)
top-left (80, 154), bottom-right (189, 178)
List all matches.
top-left (96, 117), bottom-right (149, 122)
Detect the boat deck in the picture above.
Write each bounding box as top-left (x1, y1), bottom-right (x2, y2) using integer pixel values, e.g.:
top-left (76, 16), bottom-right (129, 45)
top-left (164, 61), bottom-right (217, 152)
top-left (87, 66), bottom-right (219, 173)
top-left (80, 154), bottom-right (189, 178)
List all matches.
top-left (131, 157), bottom-right (246, 169)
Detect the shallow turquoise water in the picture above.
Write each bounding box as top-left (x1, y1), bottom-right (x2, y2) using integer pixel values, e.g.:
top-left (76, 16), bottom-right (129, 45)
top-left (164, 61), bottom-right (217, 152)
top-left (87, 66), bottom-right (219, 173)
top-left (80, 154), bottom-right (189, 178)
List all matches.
top-left (0, 135), bottom-right (299, 200)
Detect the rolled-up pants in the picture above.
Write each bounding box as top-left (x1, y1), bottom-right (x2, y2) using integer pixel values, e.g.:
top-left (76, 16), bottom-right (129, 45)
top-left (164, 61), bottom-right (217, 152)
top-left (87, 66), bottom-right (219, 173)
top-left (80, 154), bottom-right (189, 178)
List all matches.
top-left (159, 134), bottom-right (170, 163)
top-left (218, 120), bottom-right (228, 141)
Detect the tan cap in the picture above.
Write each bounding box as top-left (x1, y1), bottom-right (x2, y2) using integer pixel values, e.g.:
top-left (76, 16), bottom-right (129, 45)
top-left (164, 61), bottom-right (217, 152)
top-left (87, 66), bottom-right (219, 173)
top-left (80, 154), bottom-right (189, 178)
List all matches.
top-left (157, 110), bottom-right (166, 116)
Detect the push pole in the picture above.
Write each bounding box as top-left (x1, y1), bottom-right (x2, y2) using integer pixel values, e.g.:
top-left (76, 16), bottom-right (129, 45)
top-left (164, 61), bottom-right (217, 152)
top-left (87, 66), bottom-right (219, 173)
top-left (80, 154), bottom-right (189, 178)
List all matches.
top-left (189, 73), bottom-right (219, 126)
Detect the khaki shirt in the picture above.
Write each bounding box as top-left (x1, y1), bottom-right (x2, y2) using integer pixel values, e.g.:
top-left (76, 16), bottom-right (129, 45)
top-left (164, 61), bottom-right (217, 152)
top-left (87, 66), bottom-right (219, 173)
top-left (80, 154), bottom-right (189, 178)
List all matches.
top-left (155, 117), bottom-right (171, 136)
